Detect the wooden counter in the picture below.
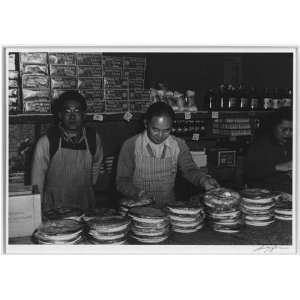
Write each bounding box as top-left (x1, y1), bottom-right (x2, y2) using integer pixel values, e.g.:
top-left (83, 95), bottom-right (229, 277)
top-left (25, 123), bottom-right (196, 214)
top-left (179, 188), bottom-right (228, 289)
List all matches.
top-left (9, 219), bottom-right (292, 246)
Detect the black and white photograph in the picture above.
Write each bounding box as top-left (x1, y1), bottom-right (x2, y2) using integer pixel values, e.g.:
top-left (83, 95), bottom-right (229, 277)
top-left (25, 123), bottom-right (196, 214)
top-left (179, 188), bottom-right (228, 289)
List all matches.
top-left (3, 46), bottom-right (296, 254)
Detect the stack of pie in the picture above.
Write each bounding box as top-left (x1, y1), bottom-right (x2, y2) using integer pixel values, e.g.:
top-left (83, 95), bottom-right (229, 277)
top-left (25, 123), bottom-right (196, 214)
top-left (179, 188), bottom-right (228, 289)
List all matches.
top-left (33, 219), bottom-right (84, 244)
top-left (166, 200), bottom-right (205, 233)
top-left (240, 188), bottom-right (275, 226)
top-left (86, 216), bottom-right (131, 244)
top-left (43, 207), bottom-right (84, 222)
top-left (128, 207), bottom-right (170, 243)
top-left (119, 198), bottom-right (152, 216)
top-left (203, 188), bottom-right (242, 233)
top-left (274, 192), bottom-right (292, 221)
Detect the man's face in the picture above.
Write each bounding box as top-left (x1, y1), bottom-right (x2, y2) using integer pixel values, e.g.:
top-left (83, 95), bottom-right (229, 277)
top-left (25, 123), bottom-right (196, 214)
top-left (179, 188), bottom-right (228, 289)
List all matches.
top-left (146, 115), bottom-right (173, 144)
top-left (274, 120), bottom-right (292, 145)
top-left (59, 99), bottom-right (84, 132)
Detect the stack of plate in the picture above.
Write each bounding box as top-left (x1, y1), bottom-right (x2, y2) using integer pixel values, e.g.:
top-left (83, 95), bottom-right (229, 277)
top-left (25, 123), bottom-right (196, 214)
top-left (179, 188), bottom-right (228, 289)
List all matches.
top-left (203, 188), bottom-right (242, 233)
top-left (119, 198), bottom-right (153, 216)
top-left (240, 188), bottom-right (275, 226)
top-left (166, 201), bottom-right (205, 233)
top-left (86, 216), bottom-right (131, 244)
top-left (104, 156), bottom-right (114, 174)
top-left (33, 219), bottom-right (84, 244)
top-left (43, 207), bottom-right (84, 222)
top-left (128, 207), bottom-right (170, 243)
top-left (274, 192), bottom-right (292, 221)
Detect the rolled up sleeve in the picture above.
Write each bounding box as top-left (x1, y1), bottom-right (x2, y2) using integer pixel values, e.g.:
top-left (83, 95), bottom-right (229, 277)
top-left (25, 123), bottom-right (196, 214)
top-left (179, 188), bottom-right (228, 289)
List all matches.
top-left (31, 136), bottom-right (49, 200)
top-left (176, 138), bottom-right (208, 186)
top-left (92, 133), bottom-right (104, 185)
top-left (116, 137), bottom-right (142, 199)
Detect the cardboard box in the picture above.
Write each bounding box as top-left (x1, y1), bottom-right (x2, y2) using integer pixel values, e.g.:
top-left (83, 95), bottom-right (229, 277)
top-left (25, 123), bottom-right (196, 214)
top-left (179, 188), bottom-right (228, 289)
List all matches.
top-left (79, 89), bottom-right (104, 102)
top-left (191, 151), bottom-right (207, 168)
top-left (77, 53), bottom-right (102, 65)
top-left (78, 77), bottom-right (103, 89)
top-left (51, 77), bottom-right (77, 89)
top-left (50, 65), bottom-right (77, 77)
top-left (207, 148), bottom-right (236, 167)
top-left (105, 89), bottom-right (128, 101)
top-left (103, 68), bottom-right (122, 78)
top-left (78, 65), bottom-right (102, 77)
top-left (9, 193), bottom-right (42, 238)
top-left (104, 77), bottom-right (128, 89)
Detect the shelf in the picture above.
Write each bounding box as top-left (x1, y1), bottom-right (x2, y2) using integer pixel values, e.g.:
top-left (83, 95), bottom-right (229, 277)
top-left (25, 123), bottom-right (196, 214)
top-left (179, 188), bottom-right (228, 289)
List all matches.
top-left (9, 110), bottom-right (274, 124)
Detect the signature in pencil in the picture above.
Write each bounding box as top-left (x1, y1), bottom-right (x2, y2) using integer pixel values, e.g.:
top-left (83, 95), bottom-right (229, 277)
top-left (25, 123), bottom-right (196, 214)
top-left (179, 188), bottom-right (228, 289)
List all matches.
top-left (253, 245), bottom-right (290, 253)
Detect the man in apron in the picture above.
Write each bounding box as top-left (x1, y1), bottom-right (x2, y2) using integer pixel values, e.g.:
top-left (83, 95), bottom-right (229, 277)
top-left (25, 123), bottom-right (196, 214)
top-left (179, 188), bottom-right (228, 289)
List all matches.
top-left (31, 91), bottom-right (103, 213)
top-left (116, 102), bottom-right (219, 207)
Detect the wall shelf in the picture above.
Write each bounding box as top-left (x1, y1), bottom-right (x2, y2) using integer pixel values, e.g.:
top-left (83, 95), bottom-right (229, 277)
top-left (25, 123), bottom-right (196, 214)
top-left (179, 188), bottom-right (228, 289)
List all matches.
top-left (9, 110), bottom-right (274, 124)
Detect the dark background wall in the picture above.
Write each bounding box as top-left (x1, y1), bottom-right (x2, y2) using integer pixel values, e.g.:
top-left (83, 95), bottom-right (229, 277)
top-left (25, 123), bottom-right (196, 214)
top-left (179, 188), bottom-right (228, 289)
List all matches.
top-left (241, 53), bottom-right (293, 89)
top-left (144, 52), bottom-right (293, 108)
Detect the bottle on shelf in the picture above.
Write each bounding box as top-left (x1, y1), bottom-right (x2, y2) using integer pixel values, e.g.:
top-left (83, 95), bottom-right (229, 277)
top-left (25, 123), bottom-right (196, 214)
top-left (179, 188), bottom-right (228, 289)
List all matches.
top-left (219, 84), bottom-right (229, 111)
top-left (272, 88), bottom-right (280, 110)
top-left (239, 84), bottom-right (250, 110)
top-left (249, 86), bottom-right (260, 110)
top-left (205, 88), bottom-right (217, 110)
top-left (228, 84), bottom-right (240, 111)
top-left (263, 88), bottom-right (273, 110)
top-left (282, 88), bottom-right (293, 108)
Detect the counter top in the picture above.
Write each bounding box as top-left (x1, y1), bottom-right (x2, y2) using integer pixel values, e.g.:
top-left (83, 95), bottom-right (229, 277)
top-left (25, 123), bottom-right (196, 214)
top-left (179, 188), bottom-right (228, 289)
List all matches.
top-left (9, 219), bottom-right (292, 246)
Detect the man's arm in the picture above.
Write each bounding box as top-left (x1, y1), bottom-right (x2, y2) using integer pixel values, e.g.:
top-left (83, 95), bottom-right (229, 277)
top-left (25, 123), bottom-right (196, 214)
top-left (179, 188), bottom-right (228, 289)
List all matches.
top-left (31, 136), bottom-right (50, 200)
top-left (92, 133), bottom-right (104, 185)
top-left (176, 138), bottom-right (219, 190)
top-left (116, 137), bottom-right (144, 199)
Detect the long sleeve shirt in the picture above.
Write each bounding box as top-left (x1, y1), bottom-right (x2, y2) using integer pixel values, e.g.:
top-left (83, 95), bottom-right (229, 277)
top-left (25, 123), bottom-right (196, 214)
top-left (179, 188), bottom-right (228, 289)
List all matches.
top-left (116, 133), bottom-right (208, 199)
top-left (245, 135), bottom-right (292, 192)
top-left (31, 128), bottom-right (103, 198)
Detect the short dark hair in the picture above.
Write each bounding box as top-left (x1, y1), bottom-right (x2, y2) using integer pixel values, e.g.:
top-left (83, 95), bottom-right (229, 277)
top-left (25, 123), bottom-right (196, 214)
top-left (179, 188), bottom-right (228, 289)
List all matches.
top-left (53, 91), bottom-right (87, 114)
top-left (145, 101), bottom-right (175, 123)
top-left (268, 107), bottom-right (293, 130)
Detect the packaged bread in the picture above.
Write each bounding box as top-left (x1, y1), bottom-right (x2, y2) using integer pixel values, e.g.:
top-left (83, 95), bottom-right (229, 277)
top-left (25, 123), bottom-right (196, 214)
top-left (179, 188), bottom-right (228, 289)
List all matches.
top-left (9, 53), bottom-right (16, 70)
top-left (23, 89), bottom-right (50, 100)
top-left (8, 89), bottom-right (18, 97)
top-left (22, 75), bottom-right (49, 89)
top-left (48, 53), bottom-right (76, 65)
top-left (9, 79), bottom-right (18, 88)
top-left (23, 64), bottom-right (48, 75)
top-left (9, 71), bottom-right (19, 80)
top-left (20, 52), bottom-right (47, 65)
top-left (23, 99), bottom-right (51, 113)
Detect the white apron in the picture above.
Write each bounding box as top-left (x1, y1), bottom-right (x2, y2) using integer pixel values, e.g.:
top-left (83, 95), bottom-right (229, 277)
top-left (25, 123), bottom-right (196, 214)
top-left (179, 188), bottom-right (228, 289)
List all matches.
top-left (133, 135), bottom-right (180, 207)
top-left (43, 134), bottom-right (95, 212)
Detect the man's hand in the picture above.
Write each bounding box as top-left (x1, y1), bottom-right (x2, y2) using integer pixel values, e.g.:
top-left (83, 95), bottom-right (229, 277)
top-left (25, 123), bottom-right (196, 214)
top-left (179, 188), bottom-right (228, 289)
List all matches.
top-left (201, 175), bottom-right (220, 191)
top-left (137, 190), bottom-right (153, 201)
